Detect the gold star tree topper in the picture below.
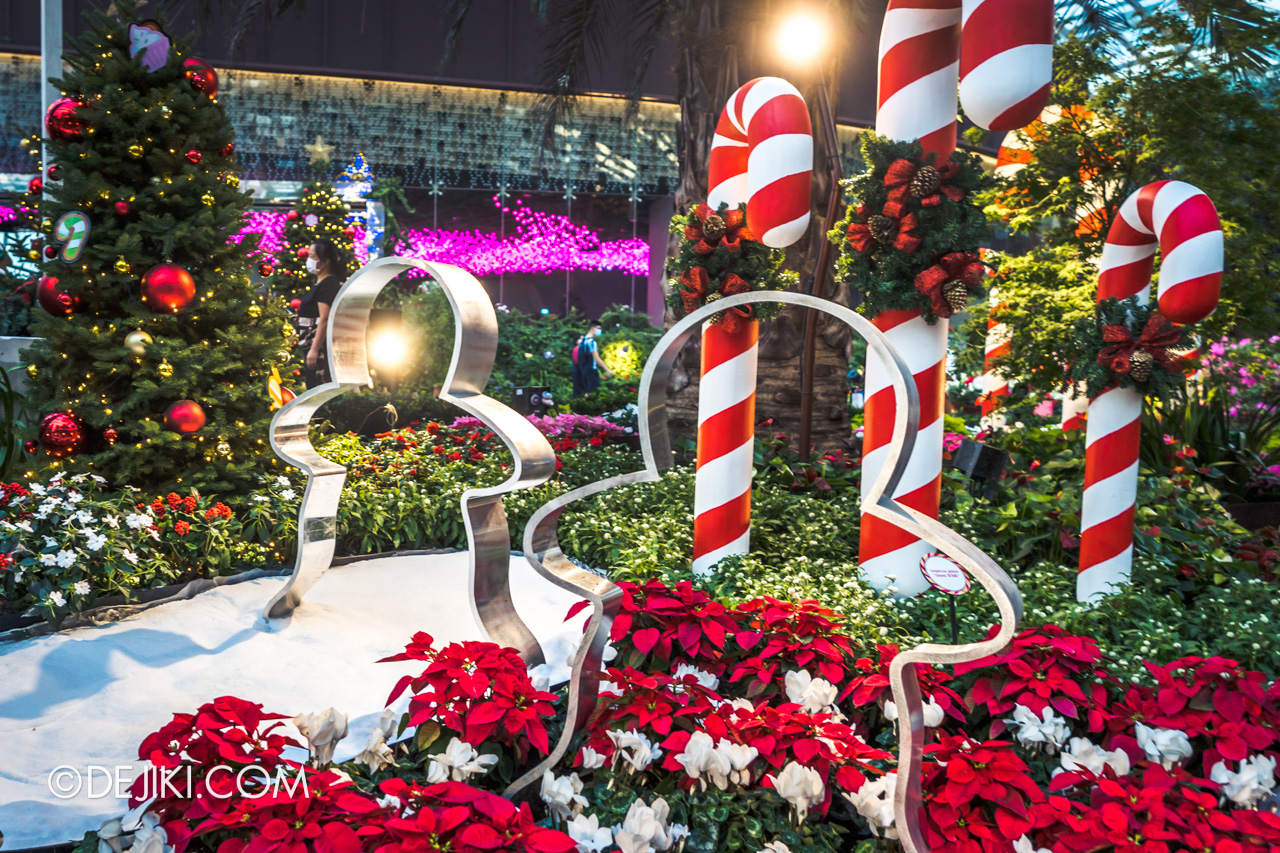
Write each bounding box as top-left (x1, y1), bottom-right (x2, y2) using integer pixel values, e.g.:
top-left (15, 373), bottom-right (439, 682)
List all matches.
top-left (303, 135), bottom-right (335, 166)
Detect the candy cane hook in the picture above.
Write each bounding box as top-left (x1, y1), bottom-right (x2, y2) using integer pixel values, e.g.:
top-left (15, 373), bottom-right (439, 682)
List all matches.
top-left (1079, 181), bottom-right (1223, 602)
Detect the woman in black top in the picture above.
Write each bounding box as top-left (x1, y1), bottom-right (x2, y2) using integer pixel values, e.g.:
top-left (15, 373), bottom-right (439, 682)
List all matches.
top-left (297, 238), bottom-right (345, 388)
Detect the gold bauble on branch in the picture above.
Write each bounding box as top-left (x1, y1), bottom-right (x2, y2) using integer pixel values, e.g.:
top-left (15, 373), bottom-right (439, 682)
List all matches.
top-left (282, 323), bottom-right (294, 338)
top-left (247, 304), bottom-right (262, 318)
top-left (114, 256), bottom-right (130, 274)
top-left (216, 440), bottom-right (231, 456)
top-left (26, 364), bottom-right (37, 378)
top-left (201, 193), bottom-right (215, 206)
top-left (158, 360), bottom-right (174, 378)
top-left (124, 329), bottom-right (153, 356)
top-left (127, 144), bottom-right (144, 158)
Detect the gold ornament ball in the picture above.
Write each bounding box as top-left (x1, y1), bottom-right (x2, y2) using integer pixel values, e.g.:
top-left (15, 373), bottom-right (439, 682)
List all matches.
top-left (282, 323), bottom-right (294, 338)
top-left (114, 256), bottom-right (130, 274)
top-left (98, 189), bottom-right (110, 200)
top-left (276, 349), bottom-right (292, 363)
top-left (216, 440), bottom-right (231, 456)
top-left (247, 304), bottom-right (262, 318)
top-left (226, 175), bottom-right (240, 188)
top-left (201, 193), bottom-right (215, 206)
top-left (27, 249), bottom-right (40, 261)
top-left (26, 364), bottom-right (37, 378)
top-left (124, 329), bottom-right (153, 355)
top-left (158, 360), bottom-right (174, 378)
top-left (128, 144), bottom-right (144, 159)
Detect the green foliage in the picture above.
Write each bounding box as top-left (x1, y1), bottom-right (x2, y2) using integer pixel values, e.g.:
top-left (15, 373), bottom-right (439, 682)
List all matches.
top-left (1066, 297), bottom-right (1190, 400)
top-left (264, 179), bottom-right (359, 301)
top-left (22, 1), bottom-right (291, 496)
top-left (830, 134), bottom-right (991, 321)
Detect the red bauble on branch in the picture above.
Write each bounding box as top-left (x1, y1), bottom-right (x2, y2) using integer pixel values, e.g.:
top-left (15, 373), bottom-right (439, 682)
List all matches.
top-left (220, 143), bottom-right (234, 157)
top-left (182, 58), bottom-right (218, 98)
top-left (164, 400), bottom-right (206, 434)
top-left (45, 98), bottom-right (89, 141)
top-left (27, 177), bottom-right (42, 195)
top-left (39, 412), bottom-right (87, 457)
top-left (296, 247), bottom-right (309, 258)
top-left (257, 261), bottom-right (274, 277)
top-left (103, 427), bottom-right (119, 445)
top-left (36, 275), bottom-right (81, 316)
top-left (114, 201), bottom-right (131, 216)
top-left (46, 165), bottom-right (59, 180)
top-left (286, 210), bottom-right (300, 222)
top-left (140, 262), bottom-right (196, 314)
top-left (185, 150), bottom-right (202, 164)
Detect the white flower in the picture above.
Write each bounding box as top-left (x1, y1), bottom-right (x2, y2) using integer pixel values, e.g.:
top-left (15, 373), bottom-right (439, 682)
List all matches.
top-left (1135, 722), bottom-right (1193, 769)
top-left (292, 708), bottom-right (349, 766)
top-left (354, 709), bottom-right (399, 774)
top-left (276, 476), bottom-right (291, 487)
top-left (66, 491), bottom-right (84, 504)
top-left (48, 590), bottom-right (66, 607)
top-left (1058, 737), bottom-right (1130, 777)
top-left (280, 489), bottom-right (297, 501)
top-left (769, 761), bottom-right (825, 823)
top-left (253, 495), bottom-right (270, 503)
top-left (719, 740), bottom-right (759, 786)
top-left (130, 812), bottom-right (171, 853)
top-left (429, 738), bottom-right (498, 781)
top-left (91, 475), bottom-right (106, 484)
top-left (579, 746), bottom-right (606, 770)
top-left (842, 771), bottom-right (897, 838)
top-left (97, 817), bottom-right (124, 853)
top-left (103, 515), bottom-right (119, 529)
top-left (884, 697), bottom-right (945, 728)
top-left (425, 756), bottom-right (449, 784)
top-left (55, 549), bottom-right (77, 568)
top-left (527, 662), bottom-right (558, 692)
top-left (1004, 705), bottom-right (1071, 754)
top-left (126, 513), bottom-right (153, 530)
top-left (122, 549), bottom-right (139, 564)
top-left (71, 474), bottom-right (87, 483)
top-left (761, 844), bottom-right (792, 853)
top-left (14, 520), bottom-right (32, 532)
top-left (86, 532), bottom-right (108, 552)
top-left (39, 553), bottom-right (57, 567)
top-left (675, 731), bottom-right (732, 790)
top-left (1013, 835), bottom-right (1051, 853)
top-left (43, 535), bottom-right (58, 549)
top-left (567, 814), bottom-right (614, 853)
top-left (12, 569), bottom-right (23, 583)
top-left (540, 770), bottom-right (587, 819)
top-left (74, 510), bottom-right (96, 525)
top-left (614, 797), bottom-right (678, 853)
top-left (785, 670), bottom-right (841, 716)
top-left (1210, 755), bottom-right (1277, 808)
top-left (30, 483), bottom-right (45, 495)
top-left (608, 729), bottom-right (663, 774)
top-left (74, 580), bottom-right (90, 596)
top-left (672, 662), bottom-right (719, 692)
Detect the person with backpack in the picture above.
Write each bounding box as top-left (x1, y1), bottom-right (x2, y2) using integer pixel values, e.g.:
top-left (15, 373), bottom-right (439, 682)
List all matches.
top-left (572, 321), bottom-right (613, 396)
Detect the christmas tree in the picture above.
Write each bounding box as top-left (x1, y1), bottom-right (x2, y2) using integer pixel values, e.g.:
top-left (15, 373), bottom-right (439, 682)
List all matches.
top-left (262, 178), bottom-right (360, 302)
top-left (22, 2), bottom-right (291, 495)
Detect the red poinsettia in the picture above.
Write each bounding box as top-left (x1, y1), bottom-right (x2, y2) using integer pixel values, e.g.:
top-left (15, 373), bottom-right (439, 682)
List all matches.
top-left (604, 579), bottom-right (745, 674)
top-left (846, 201), bottom-right (922, 253)
top-left (730, 597), bottom-right (859, 696)
top-left (845, 644), bottom-right (966, 721)
top-left (884, 157), bottom-right (965, 206)
top-left (684, 203), bottom-right (755, 254)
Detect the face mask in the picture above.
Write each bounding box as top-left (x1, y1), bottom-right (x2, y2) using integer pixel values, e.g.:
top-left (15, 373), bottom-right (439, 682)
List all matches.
top-left (305, 257), bottom-right (320, 274)
top-left (593, 329), bottom-right (601, 338)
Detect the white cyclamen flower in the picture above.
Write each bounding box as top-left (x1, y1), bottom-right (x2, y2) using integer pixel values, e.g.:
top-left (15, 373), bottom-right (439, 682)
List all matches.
top-left (292, 707), bottom-right (349, 766)
top-left (674, 731), bottom-right (732, 791)
top-left (579, 746), bottom-right (606, 770)
top-left (1135, 722), bottom-right (1193, 770)
top-left (608, 729), bottom-right (663, 774)
top-left (130, 812), bottom-right (170, 853)
top-left (540, 770), bottom-right (587, 819)
top-left (672, 662), bottom-right (719, 691)
top-left (86, 532), bottom-right (108, 552)
top-left (429, 737), bottom-right (498, 781)
top-left (567, 813), bottom-right (614, 853)
top-left (614, 796), bottom-right (678, 853)
top-left (55, 549), bottom-right (77, 568)
top-left (354, 709), bottom-right (399, 774)
top-left (1005, 705), bottom-right (1071, 754)
top-left (1210, 755), bottom-right (1277, 809)
top-left (97, 817), bottom-right (124, 853)
top-left (48, 590), bottom-right (66, 607)
top-left (761, 844), bottom-right (792, 853)
top-left (842, 771), bottom-right (897, 838)
top-left (1013, 835), bottom-right (1052, 853)
top-left (784, 670), bottom-right (841, 716)
top-left (1058, 737), bottom-right (1130, 777)
top-left (884, 697), bottom-right (945, 728)
top-left (769, 762), bottom-right (826, 823)
top-left (719, 740), bottom-right (759, 786)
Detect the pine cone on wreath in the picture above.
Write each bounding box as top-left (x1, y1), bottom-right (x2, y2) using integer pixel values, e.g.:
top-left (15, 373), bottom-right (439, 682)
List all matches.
top-left (1129, 350), bottom-right (1155, 382)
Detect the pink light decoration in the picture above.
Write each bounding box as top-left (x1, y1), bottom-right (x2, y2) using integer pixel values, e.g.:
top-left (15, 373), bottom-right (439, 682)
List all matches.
top-left (231, 197), bottom-right (649, 277)
top-left (0, 206), bottom-right (17, 224)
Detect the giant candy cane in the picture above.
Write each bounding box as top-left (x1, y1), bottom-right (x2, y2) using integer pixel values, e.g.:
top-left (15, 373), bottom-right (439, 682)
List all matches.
top-left (862, 0), bottom-right (1053, 594)
top-left (692, 77), bottom-right (812, 575)
top-left (1078, 181), bottom-right (1223, 602)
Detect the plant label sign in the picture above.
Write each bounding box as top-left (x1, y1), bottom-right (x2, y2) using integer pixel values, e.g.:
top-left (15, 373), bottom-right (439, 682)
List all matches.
top-left (921, 553), bottom-right (970, 596)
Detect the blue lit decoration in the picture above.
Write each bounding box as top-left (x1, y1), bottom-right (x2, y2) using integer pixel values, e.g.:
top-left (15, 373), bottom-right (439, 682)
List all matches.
top-left (364, 200), bottom-right (387, 261)
top-left (336, 153), bottom-right (374, 204)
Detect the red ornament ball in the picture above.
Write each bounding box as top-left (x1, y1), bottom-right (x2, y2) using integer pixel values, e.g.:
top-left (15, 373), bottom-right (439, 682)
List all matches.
top-left (185, 150), bottom-right (202, 164)
top-left (103, 427), bottom-right (119, 445)
top-left (23, 440), bottom-right (38, 455)
top-left (182, 57), bottom-right (219, 98)
top-left (28, 176), bottom-right (43, 195)
top-left (39, 412), bottom-right (87, 458)
top-left (37, 275), bottom-right (80, 316)
top-left (140, 262), bottom-right (196, 314)
top-left (220, 143), bottom-right (235, 157)
top-left (289, 298), bottom-right (302, 310)
top-left (45, 98), bottom-right (89, 141)
top-left (114, 201), bottom-right (131, 216)
top-left (164, 400), bottom-right (206, 434)
top-left (286, 210), bottom-right (300, 222)
top-left (257, 261), bottom-right (274, 277)
top-left (47, 165), bottom-right (60, 180)
top-left (44, 245), bottom-right (58, 259)
top-left (342, 225), bottom-right (355, 237)
top-left (297, 247), bottom-right (310, 258)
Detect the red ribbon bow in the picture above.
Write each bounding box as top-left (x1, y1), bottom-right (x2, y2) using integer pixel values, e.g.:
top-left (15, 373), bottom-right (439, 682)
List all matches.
top-left (679, 267), bottom-right (710, 316)
top-left (717, 273), bottom-right (753, 334)
top-left (884, 157), bottom-right (964, 207)
top-left (684, 204), bottom-right (754, 255)
top-left (913, 252), bottom-right (986, 318)
top-left (846, 201), bottom-right (922, 254)
top-left (1097, 312), bottom-right (1181, 375)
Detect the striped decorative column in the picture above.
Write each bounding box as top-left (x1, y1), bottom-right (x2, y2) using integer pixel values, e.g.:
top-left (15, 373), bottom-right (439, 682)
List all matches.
top-left (980, 287), bottom-right (1010, 430)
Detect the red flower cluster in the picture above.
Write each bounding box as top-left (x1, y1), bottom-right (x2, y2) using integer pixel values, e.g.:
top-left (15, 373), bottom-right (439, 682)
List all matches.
top-left (731, 597), bottom-right (859, 693)
top-left (605, 579), bottom-right (743, 674)
top-left (373, 779), bottom-right (576, 853)
top-left (383, 634), bottom-right (558, 759)
top-left (958, 624), bottom-right (1115, 733)
top-left (204, 501), bottom-right (233, 521)
top-left (1, 481), bottom-right (30, 507)
top-left (845, 643), bottom-right (965, 721)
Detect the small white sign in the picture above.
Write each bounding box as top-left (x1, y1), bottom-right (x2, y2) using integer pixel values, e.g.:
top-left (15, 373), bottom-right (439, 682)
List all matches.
top-left (920, 553), bottom-right (970, 596)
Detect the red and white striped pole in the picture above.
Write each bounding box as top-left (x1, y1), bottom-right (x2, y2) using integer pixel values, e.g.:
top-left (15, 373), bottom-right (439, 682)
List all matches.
top-left (980, 287), bottom-right (1011, 429)
top-left (862, 0), bottom-right (1053, 594)
top-left (1078, 181), bottom-right (1222, 602)
top-left (693, 77), bottom-right (812, 575)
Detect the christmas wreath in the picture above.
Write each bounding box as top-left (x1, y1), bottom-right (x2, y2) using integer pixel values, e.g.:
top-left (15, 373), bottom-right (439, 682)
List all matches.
top-left (666, 203), bottom-right (795, 332)
top-left (1068, 297), bottom-right (1193, 398)
top-left (829, 134), bottom-right (992, 322)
